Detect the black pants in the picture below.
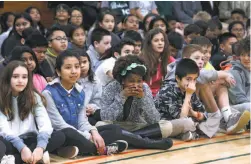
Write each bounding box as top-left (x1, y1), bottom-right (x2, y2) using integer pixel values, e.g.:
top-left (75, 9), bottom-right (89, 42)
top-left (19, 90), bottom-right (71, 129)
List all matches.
top-left (0, 139), bottom-right (6, 160)
top-left (62, 124), bottom-right (123, 155)
top-left (0, 131), bottom-right (65, 164)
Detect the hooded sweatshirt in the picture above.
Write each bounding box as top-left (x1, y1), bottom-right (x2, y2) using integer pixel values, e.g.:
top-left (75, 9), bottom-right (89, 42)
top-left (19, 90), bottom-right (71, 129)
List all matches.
top-left (228, 60), bottom-right (250, 105)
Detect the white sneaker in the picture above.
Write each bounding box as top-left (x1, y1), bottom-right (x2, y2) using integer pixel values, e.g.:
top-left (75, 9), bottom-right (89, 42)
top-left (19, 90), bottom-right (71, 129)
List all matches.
top-left (0, 155), bottom-right (15, 164)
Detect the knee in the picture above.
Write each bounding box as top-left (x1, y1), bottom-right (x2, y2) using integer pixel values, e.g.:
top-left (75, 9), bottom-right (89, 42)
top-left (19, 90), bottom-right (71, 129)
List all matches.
top-left (52, 130), bottom-right (66, 145)
top-left (61, 128), bottom-right (77, 136)
top-left (182, 118), bottom-right (197, 132)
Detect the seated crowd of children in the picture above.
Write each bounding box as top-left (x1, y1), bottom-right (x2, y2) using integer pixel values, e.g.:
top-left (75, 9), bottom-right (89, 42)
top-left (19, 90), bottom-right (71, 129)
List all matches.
top-left (0, 2), bottom-right (250, 164)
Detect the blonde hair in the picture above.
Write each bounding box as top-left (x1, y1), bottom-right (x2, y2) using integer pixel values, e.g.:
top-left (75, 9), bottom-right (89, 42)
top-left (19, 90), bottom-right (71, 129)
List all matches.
top-left (182, 44), bottom-right (203, 58)
top-left (193, 11), bottom-right (212, 23)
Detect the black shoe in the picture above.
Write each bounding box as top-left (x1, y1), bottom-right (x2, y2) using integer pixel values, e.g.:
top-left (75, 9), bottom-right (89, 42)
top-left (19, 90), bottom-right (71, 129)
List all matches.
top-left (105, 140), bottom-right (128, 155)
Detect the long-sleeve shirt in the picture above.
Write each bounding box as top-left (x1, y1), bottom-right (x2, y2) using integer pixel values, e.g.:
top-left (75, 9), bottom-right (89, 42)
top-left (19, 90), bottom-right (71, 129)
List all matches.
top-left (0, 93), bottom-right (53, 152)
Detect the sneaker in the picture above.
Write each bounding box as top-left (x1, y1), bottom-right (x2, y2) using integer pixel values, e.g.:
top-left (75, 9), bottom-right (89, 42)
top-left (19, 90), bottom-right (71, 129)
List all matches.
top-left (57, 146), bottom-right (79, 159)
top-left (227, 110), bottom-right (250, 134)
top-left (0, 155), bottom-right (15, 164)
top-left (37, 151), bottom-right (50, 164)
top-left (179, 131), bottom-right (199, 141)
top-left (105, 140), bottom-right (128, 155)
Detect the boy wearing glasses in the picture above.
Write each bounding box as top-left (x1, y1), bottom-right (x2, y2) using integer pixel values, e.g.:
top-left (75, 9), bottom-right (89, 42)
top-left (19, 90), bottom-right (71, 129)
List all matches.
top-left (45, 26), bottom-right (68, 75)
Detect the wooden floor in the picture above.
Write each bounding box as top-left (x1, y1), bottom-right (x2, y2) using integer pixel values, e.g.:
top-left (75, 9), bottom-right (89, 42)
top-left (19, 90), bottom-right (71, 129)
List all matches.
top-left (51, 132), bottom-right (250, 164)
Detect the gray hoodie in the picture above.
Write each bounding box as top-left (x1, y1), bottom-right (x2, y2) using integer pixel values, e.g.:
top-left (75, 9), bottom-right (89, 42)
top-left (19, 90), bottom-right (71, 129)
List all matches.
top-left (164, 58), bottom-right (218, 84)
top-left (228, 60), bottom-right (250, 105)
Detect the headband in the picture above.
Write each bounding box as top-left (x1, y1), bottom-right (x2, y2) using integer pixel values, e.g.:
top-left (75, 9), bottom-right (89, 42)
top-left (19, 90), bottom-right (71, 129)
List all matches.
top-left (121, 63), bottom-right (147, 76)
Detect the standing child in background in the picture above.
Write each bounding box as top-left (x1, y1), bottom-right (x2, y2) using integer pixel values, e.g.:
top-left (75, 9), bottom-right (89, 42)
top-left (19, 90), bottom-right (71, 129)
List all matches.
top-left (8, 46), bottom-right (47, 93)
top-left (68, 26), bottom-right (86, 52)
top-left (70, 7), bottom-right (83, 27)
top-left (0, 61), bottom-right (77, 164)
top-left (141, 28), bottom-right (175, 97)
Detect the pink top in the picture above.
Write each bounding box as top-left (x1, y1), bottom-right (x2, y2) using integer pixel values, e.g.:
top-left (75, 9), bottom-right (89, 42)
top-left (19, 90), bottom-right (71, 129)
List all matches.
top-left (33, 74), bottom-right (47, 93)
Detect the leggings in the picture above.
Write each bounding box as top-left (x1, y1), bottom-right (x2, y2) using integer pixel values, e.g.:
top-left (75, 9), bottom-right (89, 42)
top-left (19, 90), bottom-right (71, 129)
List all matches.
top-left (0, 139), bottom-right (6, 160)
top-left (62, 124), bottom-right (123, 155)
top-left (0, 131), bottom-right (65, 164)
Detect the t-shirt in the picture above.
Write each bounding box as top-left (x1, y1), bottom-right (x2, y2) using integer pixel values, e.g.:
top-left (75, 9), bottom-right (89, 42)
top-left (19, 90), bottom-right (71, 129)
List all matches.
top-left (204, 62), bottom-right (215, 70)
top-left (95, 57), bottom-right (116, 87)
top-left (129, 1), bottom-right (157, 17)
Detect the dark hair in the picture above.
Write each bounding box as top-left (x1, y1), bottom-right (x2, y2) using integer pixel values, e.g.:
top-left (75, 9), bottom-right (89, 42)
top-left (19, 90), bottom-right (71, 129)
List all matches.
top-left (234, 37), bottom-right (250, 56)
top-left (184, 24), bottom-right (202, 36)
top-left (190, 36), bottom-right (212, 46)
top-left (0, 12), bottom-right (15, 33)
top-left (207, 19), bottom-right (218, 30)
top-left (25, 30), bottom-right (48, 48)
top-left (218, 32), bottom-right (237, 44)
top-left (211, 17), bottom-right (222, 30)
top-left (124, 30), bottom-right (143, 42)
top-left (12, 13), bottom-right (33, 36)
top-left (46, 26), bottom-right (65, 40)
top-left (91, 28), bottom-right (111, 46)
top-left (141, 28), bottom-right (170, 78)
top-left (55, 50), bottom-right (80, 72)
top-left (113, 55), bottom-right (148, 84)
top-left (95, 10), bottom-right (115, 30)
top-left (9, 46), bottom-right (41, 75)
top-left (55, 3), bottom-right (71, 15)
top-left (122, 14), bottom-right (137, 25)
top-left (175, 58), bottom-right (200, 80)
top-left (247, 18), bottom-right (250, 29)
top-left (142, 13), bottom-right (158, 32)
top-left (231, 8), bottom-right (246, 18)
top-left (77, 50), bottom-right (94, 82)
top-left (165, 15), bottom-right (177, 22)
top-left (69, 25), bottom-right (85, 39)
top-left (25, 6), bottom-right (46, 36)
top-left (168, 31), bottom-right (184, 50)
top-left (194, 20), bottom-right (208, 36)
top-left (228, 21), bottom-right (245, 32)
top-left (21, 27), bottom-right (36, 40)
top-left (0, 61), bottom-right (42, 121)
top-left (70, 7), bottom-right (83, 26)
top-left (148, 16), bottom-right (168, 32)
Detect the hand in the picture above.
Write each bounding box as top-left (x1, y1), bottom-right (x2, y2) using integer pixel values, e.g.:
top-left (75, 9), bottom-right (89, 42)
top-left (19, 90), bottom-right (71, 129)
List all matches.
top-left (186, 82), bottom-right (196, 95)
top-left (135, 86), bottom-right (144, 98)
top-left (122, 85), bottom-right (140, 97)
top-left (225, 75), bottom-right (236, 87)
top-left (86, 105), bottom-right (95, 116)
top-left (91, 130), bottom-right (105, 149)
top-left (32, 147), bottom-right (44, 164)
top-left (21, 147), bottom-right (33, 164)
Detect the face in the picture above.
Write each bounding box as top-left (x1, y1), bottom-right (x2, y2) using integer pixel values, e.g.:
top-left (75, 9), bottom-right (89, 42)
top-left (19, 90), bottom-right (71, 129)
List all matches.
top-left (151, 33), bottom-right (165, 54)
top-left (185, 33), bottom-right (200, 44)
top-left (120, 45), bottom-right (135, 57)
top-left (29, 8), bottom-right (41, 23)
top-left (134, 41), bottom-right (142, 55)
top-left (15, 17), bottom-right (31, 36)
top-left (80, 56), bottom-right (90, 77)
top-left (231, 24), bottom-right (245, 40)
top-left (169, 45), bottom-right (178, 58)
top-left (240, 52), bottom-right (251, 70)
top-left (11, 66), bottom-right (28, 96)
top-left (32, 47), bottom-right (47, 63)
top-left (206, 28), bottom-right (218, 39)
top-left (220, 37), bottom-right (238, 55)
top-left (99, 14), bottom-right (115, 32)
top-left (21, 52), bottom-right (36, 72)
top-left (70, 10), bottom-right (83, 26)
top-left (123, 73), bottom-right (143, 90)
top-left (231, 14), bottom-right (244, 22)
top-left (153, 20), bottom-right (167, 33)
top-left (189, 51), bottom-right (205, 70)
top-left (7, 14), bottom-right (15, 28)
top-left (56, 8), bottom-right (70, 21)
top-left (124, 16), bottom-right (139, 31)
top-left (167, 20), bottom-right (177, 31)
top-left (49, 31), bottom-right (68, 53)
top-left (176, 73), bottom-right (198, 92)
top-left (201, 46), bottom-right (212, 64)
top-left (94, 35), bottom-right (112, 54)
top-left (71, 28), bottom-right (86, 47)
top-left (57, 57), bottom-right (80, 86)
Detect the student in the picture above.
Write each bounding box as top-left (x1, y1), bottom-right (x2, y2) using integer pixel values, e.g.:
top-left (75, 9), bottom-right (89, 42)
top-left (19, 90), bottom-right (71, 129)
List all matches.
top-left (70, 7), bottom-right (83, 27)
top-left (165, 15), bottom-right (178, 32)
top-left (45, 26), bottom-right (68, 75)
top-left (167, 31), bottom-right (184, 59)
top-left (0, 12), bottom-right (15, 50)
top-left (228, 21), bottom-right (245, 41)
top-left (164, 44), bottom-right (250, 136)
top-left (1, 13), bottom-right (33, 58)
top-left (142, 13), bottom-right (158, 34)
top-left (228, 38), bottom-right (250, 113)
top-left (231, 9), bottom-right (246, 23)
top-left (42, 50), bottom-right (128, 156)
top-left (190, 36), bottom-right (215, 70)
top-left (141, 28), bottom-right (175, 97)
top-left (211, 33), bottom-right (238, 70)
top-left (68, 26), bottom-right (86, 52)
top-left (87, 28), bottom-right (111, 71)
top-left (95, 38), bottom-right (135, 86)
top-left (25, 6), bottom-right (46, 36)
top-left (0, 61), bottom-right (78, 164)
top-left (194, 20), bottom-right (209, 36)
top-left (52, 4), bottom-right (73, 37)
top-left (124, 30), bottom-right (143, 56)
top-left (148, 16), bottom-right (168, 34)
top-left (87, 10), bottom-right (120, 47)
top-left (183, 24), bottom-right (201, 45)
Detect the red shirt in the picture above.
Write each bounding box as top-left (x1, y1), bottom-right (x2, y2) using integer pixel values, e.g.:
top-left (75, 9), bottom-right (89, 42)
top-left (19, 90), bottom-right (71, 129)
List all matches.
top-left (147, 56), bottom-right (175, 97)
